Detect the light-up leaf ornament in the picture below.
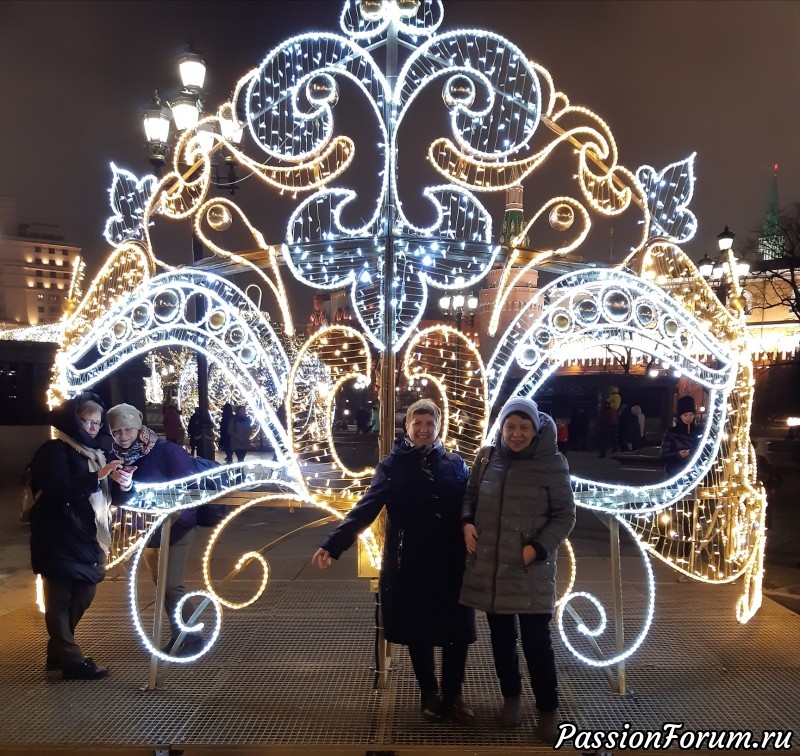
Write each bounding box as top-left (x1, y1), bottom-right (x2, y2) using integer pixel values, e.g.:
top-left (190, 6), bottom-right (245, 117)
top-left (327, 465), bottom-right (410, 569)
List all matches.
top-left (636, 153), bottom-right (698, 244)
top-left (103, 163), bottom-right (157, 247)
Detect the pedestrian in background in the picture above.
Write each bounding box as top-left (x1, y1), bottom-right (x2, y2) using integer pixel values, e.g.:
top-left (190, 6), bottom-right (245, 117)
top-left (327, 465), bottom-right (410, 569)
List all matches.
top-left (596, 401), bottom-right (618, 458)
top-left (162, 399), bottom-right (181, 444)
top-left (460, 397), bottom-right (575, 743)
top-left (631, 405), bottom-right (646, 449)
top-left (187, 407), bottom-right (202, 457)
top-left (227, 405), bottom-right (252, 462)
top-left (618, 403), bottom-right (639, 452)
top-left (29, 392), bottom-right (120, 679)
top-left (660, 396), bottom-right (703, 476)
top-left (313, 399), bottom-right (476, 724)
top-left (219, 403), bottom-right (233, 464)
top-left (107, 403), bottom-right (202, 656)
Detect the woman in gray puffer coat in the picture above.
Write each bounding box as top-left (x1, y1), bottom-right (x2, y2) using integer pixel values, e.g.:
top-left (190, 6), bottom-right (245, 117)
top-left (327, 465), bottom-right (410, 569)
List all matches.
top-left (461, 397), bottom-right (575, 740)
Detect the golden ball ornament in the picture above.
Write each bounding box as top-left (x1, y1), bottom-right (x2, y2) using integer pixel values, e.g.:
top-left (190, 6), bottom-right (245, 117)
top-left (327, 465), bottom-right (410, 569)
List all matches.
top-left (729, 293), bottom-right (748, 312)
top-left (359, 0), bottom-right (385, 21)
top-left (442, 74), bottom-right (475, 109)
top-left (396, 0), bottom-right (420, 18)
top-left (549, 203), bottom-right (574, 231)
top-left (208, 310), bottom-right (227, 330)
top-left (206, 204), bottom-right (233, 232)
top-left (306, 74), bottom-right (339, 107)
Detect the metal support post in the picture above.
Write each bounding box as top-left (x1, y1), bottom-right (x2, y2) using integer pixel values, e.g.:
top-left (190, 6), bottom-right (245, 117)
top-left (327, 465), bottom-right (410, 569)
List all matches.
top-left (147, 514), bottom-right (174, 690)
top-left (609, 516), bottom-right (626, 695)
top-left (371, 18), bottom-right (400, 688)
top-left (192, 231), bottom-right (215, 461)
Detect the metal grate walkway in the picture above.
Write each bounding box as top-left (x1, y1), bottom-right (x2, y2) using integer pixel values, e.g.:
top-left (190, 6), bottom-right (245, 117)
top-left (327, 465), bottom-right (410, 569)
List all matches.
top-left (0, 507), bottom-right (798, 754)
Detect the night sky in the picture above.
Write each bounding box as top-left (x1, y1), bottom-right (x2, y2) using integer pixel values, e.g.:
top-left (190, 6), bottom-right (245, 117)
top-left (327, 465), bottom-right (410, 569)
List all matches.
top-left (1, 0), bottom-right (799, 288)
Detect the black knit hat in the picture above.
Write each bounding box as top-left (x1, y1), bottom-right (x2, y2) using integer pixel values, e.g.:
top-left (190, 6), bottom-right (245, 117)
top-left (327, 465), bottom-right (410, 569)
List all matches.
top-left (676, 396), bottom-right (696, 416)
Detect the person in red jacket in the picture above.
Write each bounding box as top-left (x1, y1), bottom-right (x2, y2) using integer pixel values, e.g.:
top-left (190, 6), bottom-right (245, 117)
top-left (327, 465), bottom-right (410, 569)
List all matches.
top-left (162, 400), bottom-right (181, 444)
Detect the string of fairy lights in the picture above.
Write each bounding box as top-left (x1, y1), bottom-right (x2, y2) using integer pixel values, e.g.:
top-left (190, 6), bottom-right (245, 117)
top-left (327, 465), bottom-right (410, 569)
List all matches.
top-left (37, 0), bottom-right (766, 666)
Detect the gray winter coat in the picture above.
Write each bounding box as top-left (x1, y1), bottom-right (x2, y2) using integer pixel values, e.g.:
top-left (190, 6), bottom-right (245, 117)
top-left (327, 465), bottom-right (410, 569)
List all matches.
top-left (459, 412), bottom-right (575, 615)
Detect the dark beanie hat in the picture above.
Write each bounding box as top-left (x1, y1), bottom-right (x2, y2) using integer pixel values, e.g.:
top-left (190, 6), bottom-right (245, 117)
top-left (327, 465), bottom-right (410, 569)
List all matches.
top-left (676, 396), bottom-right (696, 416)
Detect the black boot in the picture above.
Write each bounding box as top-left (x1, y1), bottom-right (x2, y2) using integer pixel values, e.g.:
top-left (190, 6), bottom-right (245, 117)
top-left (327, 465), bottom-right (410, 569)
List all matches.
top-left (420, 690), bottom-right (443, 722)
top-left (442, 695), bottom-right (476, 725)
top-left (62, 657), bottom-right (108, 680)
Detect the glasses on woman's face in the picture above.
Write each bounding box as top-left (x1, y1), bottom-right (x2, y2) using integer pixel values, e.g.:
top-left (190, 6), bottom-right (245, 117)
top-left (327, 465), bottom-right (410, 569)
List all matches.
top-left (80, 418), bottom-right (102, 430)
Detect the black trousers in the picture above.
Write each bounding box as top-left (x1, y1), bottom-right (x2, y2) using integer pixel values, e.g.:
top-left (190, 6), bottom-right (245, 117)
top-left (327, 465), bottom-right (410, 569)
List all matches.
top-left (43, 576), bottom-right (97, 668)
top-left (486, 612), bottom-right (558, 712)
top-left (407, 641), bottom-right (469, 699)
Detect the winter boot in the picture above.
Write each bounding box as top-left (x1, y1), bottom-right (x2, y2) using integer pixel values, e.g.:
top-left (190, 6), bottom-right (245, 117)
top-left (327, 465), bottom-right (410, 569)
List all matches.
top-left (497, 695), bottom-right (522, 727)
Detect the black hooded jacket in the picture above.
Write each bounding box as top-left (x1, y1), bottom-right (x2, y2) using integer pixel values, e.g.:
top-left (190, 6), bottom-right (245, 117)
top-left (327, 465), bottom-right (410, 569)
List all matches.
top-left (659, 416), bottom-right (703, 476)
top-left (29, 393), bottom-right (112, 583)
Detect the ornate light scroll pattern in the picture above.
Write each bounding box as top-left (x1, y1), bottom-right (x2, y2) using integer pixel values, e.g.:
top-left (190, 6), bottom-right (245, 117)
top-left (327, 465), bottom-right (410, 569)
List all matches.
top-left (403, 325), bottom-right (488, 462)
top-left (622, 241), bottom-right (765, 622)
top-left (43, 0), bottom-right (764, 666)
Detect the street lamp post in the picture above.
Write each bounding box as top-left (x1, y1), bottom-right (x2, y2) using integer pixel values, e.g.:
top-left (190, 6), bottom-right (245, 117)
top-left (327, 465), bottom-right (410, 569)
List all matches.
top-left (438, 280), bottom-right (479, 331)
top-left (438, 283), bottom-right (479, 397)
top-left (697, 226), bottom-right (750, 311)
top-left (143, 44), bottom-right (215, 461)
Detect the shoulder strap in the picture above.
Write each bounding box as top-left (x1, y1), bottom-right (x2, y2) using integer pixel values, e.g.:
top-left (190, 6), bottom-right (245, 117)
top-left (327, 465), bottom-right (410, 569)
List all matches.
top-left (476, 445), bottom-right (494, 484)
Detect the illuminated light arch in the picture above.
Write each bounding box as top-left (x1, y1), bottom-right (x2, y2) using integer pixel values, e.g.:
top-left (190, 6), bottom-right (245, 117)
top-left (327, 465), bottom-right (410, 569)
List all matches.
top-left (45, 0), bottom-right (763, 668)
top-left (54, 270), bottom-right (293, 461)
top-left (486, 265), bottom-right (738, 515)
top-left (477, 246), bottom-right (765, 660)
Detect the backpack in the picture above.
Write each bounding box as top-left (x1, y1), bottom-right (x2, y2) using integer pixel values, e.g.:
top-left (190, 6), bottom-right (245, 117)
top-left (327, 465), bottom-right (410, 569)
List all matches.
top-left (191, 456), bottom-right (234, 527)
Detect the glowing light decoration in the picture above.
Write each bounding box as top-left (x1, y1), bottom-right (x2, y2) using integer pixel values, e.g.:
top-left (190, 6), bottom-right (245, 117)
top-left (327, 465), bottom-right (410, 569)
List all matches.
top-left (636, 153), bottom-right (698, 243)
top-left (48, 0), bottom-right (764, 669)
top-left (103, 163), bottom-right (158, 247)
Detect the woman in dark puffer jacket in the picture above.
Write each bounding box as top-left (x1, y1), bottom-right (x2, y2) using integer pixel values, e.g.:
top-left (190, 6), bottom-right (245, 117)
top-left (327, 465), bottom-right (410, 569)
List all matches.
top-left (29, 391), bottom-right (121, 680)
top-left (461, 397), bottom-right (575, 742)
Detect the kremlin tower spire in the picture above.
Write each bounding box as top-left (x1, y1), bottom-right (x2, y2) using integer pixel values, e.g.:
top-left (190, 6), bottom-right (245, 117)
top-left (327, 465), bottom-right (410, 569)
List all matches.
top-left (757, 163), bottom-right (783, 261)
top-left (497, 167), bottom-right (529, 247)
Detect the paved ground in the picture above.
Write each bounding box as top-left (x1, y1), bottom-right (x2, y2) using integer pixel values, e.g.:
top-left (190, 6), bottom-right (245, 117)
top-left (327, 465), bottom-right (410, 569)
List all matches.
top-left (0, 447), bottom-right (798, 753)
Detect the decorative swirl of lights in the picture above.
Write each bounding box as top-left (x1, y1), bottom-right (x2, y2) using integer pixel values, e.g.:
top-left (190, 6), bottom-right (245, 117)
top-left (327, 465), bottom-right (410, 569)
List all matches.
top-left (41, 0), bottom-right (765, 669)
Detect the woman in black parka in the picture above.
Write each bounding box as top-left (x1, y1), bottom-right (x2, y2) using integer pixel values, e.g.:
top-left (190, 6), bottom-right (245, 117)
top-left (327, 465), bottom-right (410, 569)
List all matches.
top-left (312, 399), bottom-right (476, 724)
top-left (660, 395), bottom-right (703, 476)
top-left (29, 391), bottom-right (122, 680)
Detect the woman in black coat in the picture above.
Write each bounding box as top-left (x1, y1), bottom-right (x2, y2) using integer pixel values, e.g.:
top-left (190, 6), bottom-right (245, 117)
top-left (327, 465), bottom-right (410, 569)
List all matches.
top-left (660, 395), bottom-right (703, 476)
top-left (312, 399), bottom-right (475, 724)
top-left (29, 392), bottom-right (122, 680)
top-left (219, 402), bottom-right (233, 464)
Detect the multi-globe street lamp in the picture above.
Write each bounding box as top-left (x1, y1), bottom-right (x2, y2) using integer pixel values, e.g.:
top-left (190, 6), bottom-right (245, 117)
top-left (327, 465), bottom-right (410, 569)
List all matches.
top-left (141, 44), bottom-right (218, 460)
top-left (697, 226), bottom-right (750, 311)
top-left (438, 277), bottom-right (478, 331)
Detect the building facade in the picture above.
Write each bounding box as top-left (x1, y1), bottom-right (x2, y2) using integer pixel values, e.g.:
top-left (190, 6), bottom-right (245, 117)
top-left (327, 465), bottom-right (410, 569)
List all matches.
top-left (0, 197), bottom-right (80, 326)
